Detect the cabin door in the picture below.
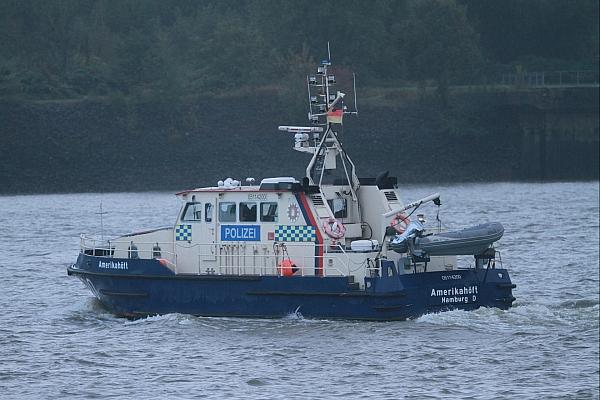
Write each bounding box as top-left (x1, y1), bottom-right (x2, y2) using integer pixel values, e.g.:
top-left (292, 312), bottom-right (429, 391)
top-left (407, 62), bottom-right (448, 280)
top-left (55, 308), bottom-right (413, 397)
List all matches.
top-left (199, 198), bottom-right (217, 264)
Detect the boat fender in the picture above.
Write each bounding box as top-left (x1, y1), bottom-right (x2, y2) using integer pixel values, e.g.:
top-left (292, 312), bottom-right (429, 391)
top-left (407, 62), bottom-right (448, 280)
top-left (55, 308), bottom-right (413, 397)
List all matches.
top-left (323, 217), bottom-right (346, 239)
top-left (152, 243), bottom-right (162, 258)
top-left (390, 213), bottom-right (410, 234)
top-left (128, 242), bottom-right (139, 259)
top-left (278, 259), bottom-right (298, 277)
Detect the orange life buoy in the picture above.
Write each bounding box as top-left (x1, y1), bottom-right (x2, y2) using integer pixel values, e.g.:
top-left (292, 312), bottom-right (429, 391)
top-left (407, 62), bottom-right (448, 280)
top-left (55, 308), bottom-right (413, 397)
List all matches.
top-left (390, 212), bottom-right (410, 234)
top-left (278, 259), bottom-right (298, 277)
top-left (323, 217), bottom-right (346, 239)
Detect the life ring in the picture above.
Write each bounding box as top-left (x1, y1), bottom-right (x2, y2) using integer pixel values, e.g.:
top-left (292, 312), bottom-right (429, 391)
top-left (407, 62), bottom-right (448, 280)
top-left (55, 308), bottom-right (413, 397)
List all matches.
top-left (323, 217), bottom-right (346, 239)
top-left (390, 212), bottom-right (410, 234)
top-left (278, 259), bottom-right (298, 277)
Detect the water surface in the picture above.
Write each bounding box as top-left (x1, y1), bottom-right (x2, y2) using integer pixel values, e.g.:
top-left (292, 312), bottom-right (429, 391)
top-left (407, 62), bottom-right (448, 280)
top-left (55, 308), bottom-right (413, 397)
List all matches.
top-left (0, 182), bottom-right (598, 399)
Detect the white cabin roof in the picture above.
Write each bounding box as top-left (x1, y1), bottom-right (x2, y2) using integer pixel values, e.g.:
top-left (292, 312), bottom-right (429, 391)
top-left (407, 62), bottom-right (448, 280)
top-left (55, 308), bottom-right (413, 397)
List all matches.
top-left (259, 177), bottom-right (298, 185)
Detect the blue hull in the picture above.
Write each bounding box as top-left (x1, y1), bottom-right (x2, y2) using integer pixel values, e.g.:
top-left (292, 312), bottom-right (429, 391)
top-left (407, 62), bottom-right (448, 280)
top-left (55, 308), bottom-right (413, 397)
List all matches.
top-left (68, 254), bottom-right (515, 321)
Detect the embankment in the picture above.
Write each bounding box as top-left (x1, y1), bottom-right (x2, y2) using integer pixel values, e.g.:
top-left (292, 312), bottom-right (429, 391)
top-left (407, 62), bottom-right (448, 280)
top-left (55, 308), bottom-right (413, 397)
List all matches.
top-left (0, 87), bottom-right (597, 194)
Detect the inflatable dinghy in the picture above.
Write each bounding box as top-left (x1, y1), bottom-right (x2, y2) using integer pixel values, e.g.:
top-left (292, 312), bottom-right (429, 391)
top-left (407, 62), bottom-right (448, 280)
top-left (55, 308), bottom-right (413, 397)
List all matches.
top-left (390, 221), bottom-right (504, 256)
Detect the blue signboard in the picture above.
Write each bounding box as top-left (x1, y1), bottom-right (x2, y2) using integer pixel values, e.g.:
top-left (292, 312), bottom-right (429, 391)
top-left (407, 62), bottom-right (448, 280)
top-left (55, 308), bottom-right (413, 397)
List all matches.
top-left (221, 225), bottom-right (261, 241)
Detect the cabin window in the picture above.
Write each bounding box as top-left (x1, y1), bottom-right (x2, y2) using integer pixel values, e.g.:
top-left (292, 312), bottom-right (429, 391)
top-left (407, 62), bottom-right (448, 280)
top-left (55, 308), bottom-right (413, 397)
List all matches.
top-left (205, 203), bottom-right (213, 222)
top-left (260, 202), bottom-right (279, 222)
top-left (182, 202), bottom-right (202, 221)
top-left (219, 202), bottom-right (236, 222)
top-left (239, 202), bottom-right (257, 222)
top-left (328, 198), bottom-right (347, 218)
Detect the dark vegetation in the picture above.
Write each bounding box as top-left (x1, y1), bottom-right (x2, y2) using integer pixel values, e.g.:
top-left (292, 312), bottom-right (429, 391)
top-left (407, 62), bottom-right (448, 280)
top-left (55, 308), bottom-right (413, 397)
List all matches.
top-left (1, 0), bottom-right (597, 99)
top-left (0, 0), bottom-right (598, 193)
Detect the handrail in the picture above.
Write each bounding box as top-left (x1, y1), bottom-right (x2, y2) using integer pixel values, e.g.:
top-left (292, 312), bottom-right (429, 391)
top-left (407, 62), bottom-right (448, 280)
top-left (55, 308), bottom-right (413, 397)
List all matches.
top-left (80, 234), bottom-right (175, 247)
top-left (79, 234), bottom-right (177, 267)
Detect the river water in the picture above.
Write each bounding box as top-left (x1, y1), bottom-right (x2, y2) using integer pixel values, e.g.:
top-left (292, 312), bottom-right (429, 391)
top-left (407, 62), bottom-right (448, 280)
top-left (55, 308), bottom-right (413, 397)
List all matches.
top-left (0, 182), bottom-right (598, 399)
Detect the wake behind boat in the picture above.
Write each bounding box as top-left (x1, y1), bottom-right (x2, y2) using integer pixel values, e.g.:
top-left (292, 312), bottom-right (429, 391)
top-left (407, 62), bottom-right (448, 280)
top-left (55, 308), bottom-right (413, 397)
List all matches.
top-left (68, 48), bottom-right (516, 320)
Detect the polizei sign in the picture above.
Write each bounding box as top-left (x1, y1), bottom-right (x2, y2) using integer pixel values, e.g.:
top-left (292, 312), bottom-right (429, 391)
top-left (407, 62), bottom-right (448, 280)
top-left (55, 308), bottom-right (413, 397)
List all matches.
top-left (429, 285), bottom-right (479, 305)
top-left (220, 225), bottom-right (261, 241)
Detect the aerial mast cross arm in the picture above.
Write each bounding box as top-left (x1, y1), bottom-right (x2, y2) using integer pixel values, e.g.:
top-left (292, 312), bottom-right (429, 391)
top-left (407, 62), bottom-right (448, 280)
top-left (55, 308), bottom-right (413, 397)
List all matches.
top-left (278, 126), bottom-right (323, 133)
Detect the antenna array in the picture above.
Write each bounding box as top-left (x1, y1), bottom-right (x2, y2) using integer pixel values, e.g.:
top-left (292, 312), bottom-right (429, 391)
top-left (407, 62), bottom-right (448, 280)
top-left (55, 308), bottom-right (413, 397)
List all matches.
top-left (306, 44), bottom-right (358, 126)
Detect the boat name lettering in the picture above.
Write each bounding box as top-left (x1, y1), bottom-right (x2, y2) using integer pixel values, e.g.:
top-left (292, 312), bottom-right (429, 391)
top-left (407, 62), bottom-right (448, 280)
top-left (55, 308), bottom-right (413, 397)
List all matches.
top-left (98, 261), bottom-right (128, 270)
top-left (430, 285), bottom-right (478, 304)
top-left (221, 225), bottom-right (261, 241)
top-left (248, 193), bottom-right (268, 201)
top-left (441, 274), bottom-right (462, 281)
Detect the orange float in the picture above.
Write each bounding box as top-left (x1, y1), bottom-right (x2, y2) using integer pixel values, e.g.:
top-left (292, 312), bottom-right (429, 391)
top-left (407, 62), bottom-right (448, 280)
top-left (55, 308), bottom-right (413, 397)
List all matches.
top-left (278, 259), bottom-right (298, 277)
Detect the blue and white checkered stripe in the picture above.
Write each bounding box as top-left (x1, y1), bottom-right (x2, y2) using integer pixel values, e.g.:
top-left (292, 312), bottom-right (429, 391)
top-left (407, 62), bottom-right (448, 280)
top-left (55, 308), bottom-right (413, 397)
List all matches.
top-left (175, 224), bottom-right (192, 241)
top-left (275, 225), bottom-right (316, 242)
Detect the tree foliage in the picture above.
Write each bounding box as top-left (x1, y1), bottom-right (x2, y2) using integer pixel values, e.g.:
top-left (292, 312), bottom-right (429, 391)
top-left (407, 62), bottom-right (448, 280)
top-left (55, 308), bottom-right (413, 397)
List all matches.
top-left (0, 0), bottom-right (596, 99)
top-left (402, 0), bottom-right (482, 101)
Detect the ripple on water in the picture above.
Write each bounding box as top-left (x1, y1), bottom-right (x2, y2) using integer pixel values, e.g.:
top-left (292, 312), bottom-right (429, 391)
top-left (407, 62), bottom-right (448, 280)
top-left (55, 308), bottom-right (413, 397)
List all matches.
top-left (559, 298), bottom-right (599, 309)
top-left (246, 378), bottom-right (268, 387)
top-left (0, 184), bottom-right (598, 400)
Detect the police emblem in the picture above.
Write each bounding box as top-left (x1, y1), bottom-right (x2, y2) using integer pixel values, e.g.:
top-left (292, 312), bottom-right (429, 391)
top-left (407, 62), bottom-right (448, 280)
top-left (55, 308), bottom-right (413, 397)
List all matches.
top-left (287, 203), bottom-right (300, 222)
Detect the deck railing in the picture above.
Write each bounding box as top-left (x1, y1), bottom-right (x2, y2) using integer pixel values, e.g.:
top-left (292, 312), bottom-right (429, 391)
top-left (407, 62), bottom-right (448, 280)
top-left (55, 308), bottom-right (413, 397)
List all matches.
top-left (80, 234), bottom-right (178, 268)
top-left (79, 234), bottom-right (367, 277)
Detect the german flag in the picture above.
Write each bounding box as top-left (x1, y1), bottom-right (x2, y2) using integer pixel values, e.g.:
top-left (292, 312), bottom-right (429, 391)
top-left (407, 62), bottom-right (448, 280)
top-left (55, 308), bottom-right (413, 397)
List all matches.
top-left (327, 109), bottom-right (343, 124)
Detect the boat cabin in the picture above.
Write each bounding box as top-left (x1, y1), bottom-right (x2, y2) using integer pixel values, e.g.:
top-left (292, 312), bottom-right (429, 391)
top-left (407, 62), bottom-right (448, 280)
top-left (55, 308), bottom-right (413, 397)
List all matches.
top-left (84, 174), bottom-right (457, 288)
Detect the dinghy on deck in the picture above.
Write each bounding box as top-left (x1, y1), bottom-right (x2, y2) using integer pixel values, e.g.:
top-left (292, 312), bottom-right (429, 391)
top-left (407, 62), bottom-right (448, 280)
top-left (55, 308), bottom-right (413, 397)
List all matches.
top-left (390, 222), bottom-right (505, 256)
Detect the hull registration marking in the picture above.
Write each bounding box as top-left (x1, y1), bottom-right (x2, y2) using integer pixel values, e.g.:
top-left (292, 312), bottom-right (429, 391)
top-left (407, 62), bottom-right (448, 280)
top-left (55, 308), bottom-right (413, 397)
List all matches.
top-left (430, 285), bottom-right (478, 304)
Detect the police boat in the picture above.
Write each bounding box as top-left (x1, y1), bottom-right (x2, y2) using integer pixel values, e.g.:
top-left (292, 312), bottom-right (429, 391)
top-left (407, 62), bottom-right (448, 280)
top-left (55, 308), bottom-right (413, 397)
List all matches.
top-left (68, 51), bottom-right (516, 320)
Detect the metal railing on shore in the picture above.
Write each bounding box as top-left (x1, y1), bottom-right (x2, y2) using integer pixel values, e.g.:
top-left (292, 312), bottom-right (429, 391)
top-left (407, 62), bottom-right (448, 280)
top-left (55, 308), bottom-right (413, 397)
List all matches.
top-left (500, 70), bottom-right (599, 87)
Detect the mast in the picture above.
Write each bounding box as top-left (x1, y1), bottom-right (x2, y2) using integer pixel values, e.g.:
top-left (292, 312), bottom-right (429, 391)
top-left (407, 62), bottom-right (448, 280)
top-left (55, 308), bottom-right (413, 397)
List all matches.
top-left (278, 45), bottom-right (359, 198)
